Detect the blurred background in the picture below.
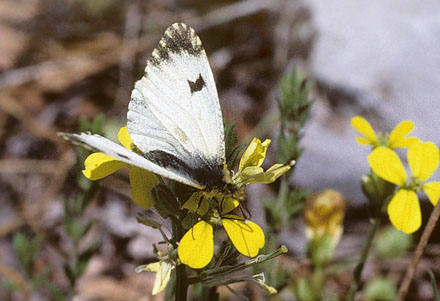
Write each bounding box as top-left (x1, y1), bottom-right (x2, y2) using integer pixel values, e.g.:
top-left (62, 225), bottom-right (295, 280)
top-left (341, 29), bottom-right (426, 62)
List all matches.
top-left (1, 0), bottom-right (440, 300)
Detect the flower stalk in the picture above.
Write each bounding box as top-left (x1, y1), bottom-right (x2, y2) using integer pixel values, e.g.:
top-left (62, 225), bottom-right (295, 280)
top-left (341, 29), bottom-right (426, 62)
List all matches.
top-left (347, 216), bottom-right (381, 301)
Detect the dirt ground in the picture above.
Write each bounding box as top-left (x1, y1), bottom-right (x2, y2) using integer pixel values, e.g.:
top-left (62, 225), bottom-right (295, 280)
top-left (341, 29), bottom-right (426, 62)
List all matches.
top-left (0, 0), bottom-right (439, 300)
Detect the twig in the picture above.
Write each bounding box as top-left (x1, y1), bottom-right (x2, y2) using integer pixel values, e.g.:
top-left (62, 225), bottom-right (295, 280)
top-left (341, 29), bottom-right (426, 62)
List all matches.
top-left (189, 0), bottom-right (282, 31)
top-left (398, 200), bottom-right (440, 300)
top-left (273, 0), bottom-right (296, 69)
top-left (0, 159), bottom-right (60, 174)
top-left (0, 96), bottom-right (59, 143)
top-left (0, 264), bottom-right (29, 301)
top-left (116, 0), bottom-right (142, 106)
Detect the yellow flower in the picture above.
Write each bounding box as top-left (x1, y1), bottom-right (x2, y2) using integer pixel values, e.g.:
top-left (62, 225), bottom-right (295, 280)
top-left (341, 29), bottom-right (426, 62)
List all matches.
top-left (82, 127), bottom-right (160, 209)
top-left (136, 249), bottom-right (176, 295)
top-left (303, 189), bottom-right (345, 246)
top-left (178, 137), bottom-right (289, 268)
top-left (368, 141), bottom-right (440, 233)
top-left (351, 116), bottom-right (417, 149)
top-left (233, 137), bottom-right (291, 187)
top-left (143, 260), bottom-right (174, 295)
top-left (178, 197), bottom-right (265, 269)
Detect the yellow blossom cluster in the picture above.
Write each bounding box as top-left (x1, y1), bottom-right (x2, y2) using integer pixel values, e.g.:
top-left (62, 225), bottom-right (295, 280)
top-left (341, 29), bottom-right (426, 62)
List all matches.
top-left (81, 130), bottom-right (291, 288)
top-left (352, 116), bottom-right (440, 234)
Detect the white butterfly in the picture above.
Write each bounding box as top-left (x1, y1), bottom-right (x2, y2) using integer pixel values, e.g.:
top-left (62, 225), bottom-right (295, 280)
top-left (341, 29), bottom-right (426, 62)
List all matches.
top-left (60, 23), bottom-right (227, 190)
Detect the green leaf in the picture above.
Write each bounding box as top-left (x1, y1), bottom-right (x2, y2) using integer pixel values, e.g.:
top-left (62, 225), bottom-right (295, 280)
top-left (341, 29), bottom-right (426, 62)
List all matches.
top-left (45, 281), bottom-right (65, 301)
top-left (152, 184), bottom-right (181, 218)
top-left (224, 121), bottom-right (238, 158)
top-left (12, 232), bottom-right (41, 274)
top-left (361, 172), bottom-right (396, 212)
top-left (308, 233), bottom-right (334, 267)
top-left (224, 121), bottom-right (244, 170)
top-left (78, 240), bottom-right (100, 264)
top-left (364, 277), bottom-right (397, 301)
top-left (91, 113), bottom-right (105, 134)
top-left (261, 198), bottom-right (283, 233)
top-left (136, 212), bottom-right (162, 229)
top-left (31, 266), bottom-right (52, 289)
top-left (1, 279), bottom-right (19, 292)
top-left (375, 226), bottom-right (412, 259)
top-left (78, 115), bottom-right (92, 132)
top-left (294, 277), bottom-right (316, 301)
top-left (227, 144), bottom-right (245, 171)
top-left (428, 270), bottom-right (440, 301)
top-left (181, 212), bottom-right (198, 229)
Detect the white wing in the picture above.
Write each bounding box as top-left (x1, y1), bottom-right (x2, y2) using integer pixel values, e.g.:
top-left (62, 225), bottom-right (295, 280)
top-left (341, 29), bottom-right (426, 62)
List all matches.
top-left (59, 132), bottom-right (205, 189)
top-left (127, 23), bottom-right (225, 189)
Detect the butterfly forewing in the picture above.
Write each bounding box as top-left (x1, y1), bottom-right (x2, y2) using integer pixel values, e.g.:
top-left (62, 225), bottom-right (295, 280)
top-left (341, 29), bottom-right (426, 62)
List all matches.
top-left (127, 23), bottom-right (225, 188)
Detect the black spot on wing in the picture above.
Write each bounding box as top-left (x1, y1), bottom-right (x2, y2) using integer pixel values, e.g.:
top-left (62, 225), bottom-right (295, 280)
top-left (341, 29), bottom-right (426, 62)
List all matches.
top-left (117, 153), bottom-right (129, 160)
top-left (149, 23), bottom-right (204, 66)
top-left (188, 74), bottom-right (205, 94)
top-left (144, 150), bottom-right (224, 189)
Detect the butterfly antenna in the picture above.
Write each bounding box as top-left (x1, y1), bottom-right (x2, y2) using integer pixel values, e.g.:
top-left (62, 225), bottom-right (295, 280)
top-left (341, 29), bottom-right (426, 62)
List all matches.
top-left (239, 203), bottom-right (252, 220)
top-left (196, 195), bottom-right (205, 215)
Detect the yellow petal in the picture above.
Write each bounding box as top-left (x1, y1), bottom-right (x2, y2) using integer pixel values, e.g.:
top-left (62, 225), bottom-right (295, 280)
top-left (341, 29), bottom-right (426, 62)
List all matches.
top-left (182, 191), bottom-right (210, 216)
top-left (223, 219), bottom-right (265, 257)
top-left (220, 197), bottom-right (240, 215)
top-left (390, 137), bottom-right (419, 149)
top-left (351, 116), bottom-right (377, 145)
top-left (388, 120), bottom-right (414, 148)
top-left (408, 141), bottom-right (439, 182)
top-left (239, 138), bottom-right (271, 170)
top-left (356, 137), bottom-right (372, 145)
top-left (144, 262), bottom-right (161, 273)
top-left (178, 221), bottom-right (213, 269)
top-left (253, 163), bottom-right (291, 184)
top-left (144, 261), bottom-right (173, 295)
top-left (117, 126), bottom-right (133, 150)
top-left (129, 167), bottom-right (160, 209)
top-left (368, 147), bottom-right (407, 186)
top-left (82, 152), bottom-right (127, 180)
top-left (151, 262), bottom-right (173, 295)
top-left (423, 182), bottom-right (440, 206)
top-left (387, 189), bottom-right (421, 234)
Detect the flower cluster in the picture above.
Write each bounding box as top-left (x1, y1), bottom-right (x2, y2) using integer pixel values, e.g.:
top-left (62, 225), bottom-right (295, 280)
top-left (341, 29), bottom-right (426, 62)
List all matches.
top-left (178, 138), bottom-right (290, 268)
top-left (351, 116), bottom-right (417, 149)
top-left (352, 116), bottom-right (440, 234)
top-left (82, 131), bottom-right (291, 290)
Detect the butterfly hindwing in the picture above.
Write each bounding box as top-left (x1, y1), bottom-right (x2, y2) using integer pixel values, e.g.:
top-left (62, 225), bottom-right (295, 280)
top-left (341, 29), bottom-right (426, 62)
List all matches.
top-left (59, 132), bottom-right (204, 189)
top-left (127, 23), bottom-right (225, 188)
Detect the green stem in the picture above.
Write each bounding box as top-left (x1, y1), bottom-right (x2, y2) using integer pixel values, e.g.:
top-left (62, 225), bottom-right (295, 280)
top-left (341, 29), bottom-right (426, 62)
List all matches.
top-left (174, 216), bottom-right (188, 301)
top-left (175, 264), bottom-right (188, 301)
top-left (274, 177), bottom-right (289, 233)
top-left (347, 217), bottom-right (381, 301)
top-left (188, 245), bottom-right (288, 284)
top-left (201, 286), bottom-right (219, 301)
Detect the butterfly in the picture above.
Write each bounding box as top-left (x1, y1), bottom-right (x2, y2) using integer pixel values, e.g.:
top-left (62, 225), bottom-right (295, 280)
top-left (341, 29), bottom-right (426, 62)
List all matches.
top-left (60, 23), bottom-right (230, 192)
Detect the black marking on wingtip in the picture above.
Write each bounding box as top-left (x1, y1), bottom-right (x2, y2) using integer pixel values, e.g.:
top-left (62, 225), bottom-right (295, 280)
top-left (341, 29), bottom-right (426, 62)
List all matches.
top-left (149, 23), bottom-right (204, 66)
top-left (188, 74), bottom-right (205, 94)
